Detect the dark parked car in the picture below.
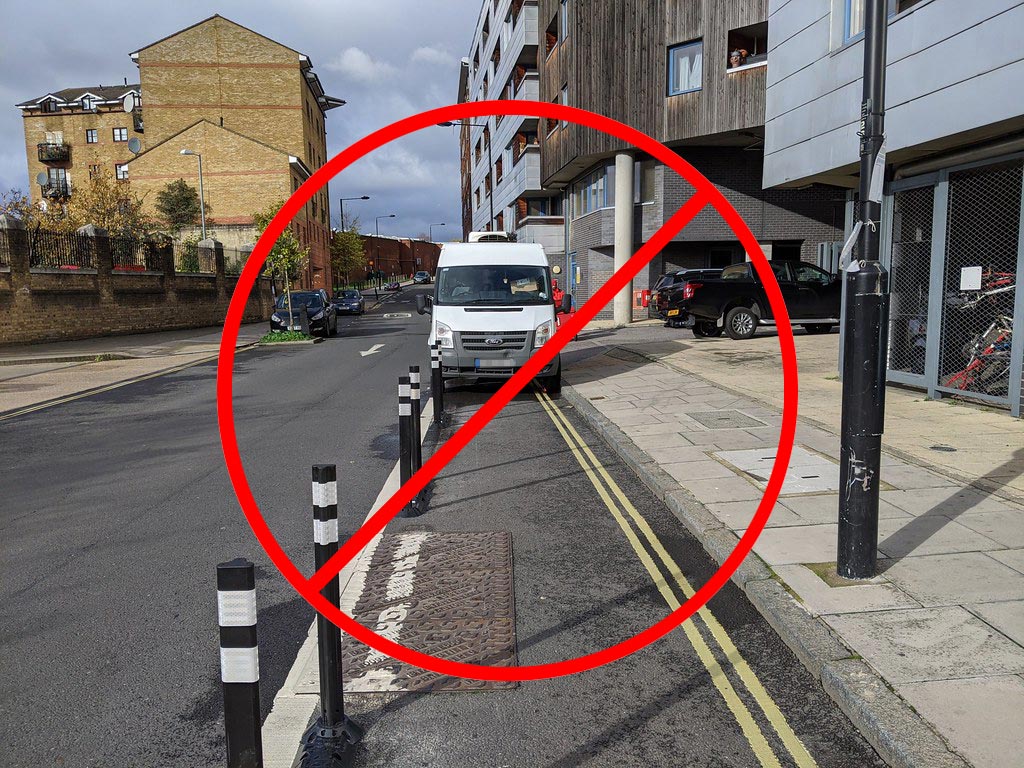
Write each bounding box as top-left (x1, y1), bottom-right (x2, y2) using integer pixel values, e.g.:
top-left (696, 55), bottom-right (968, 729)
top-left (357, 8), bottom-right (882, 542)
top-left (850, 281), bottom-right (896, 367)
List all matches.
top-left (654, 268), bottom-right (723, 328)
top-left (668, 261), bottom-right (841, 340)
top-left (331, 289), bottom-right (365, 315)
top-left (269, 289), bottom-right (337, 337)
top-left (413, 271), bottom-right (432, 284)
top-left (384, 280), bottom-right (402, 292)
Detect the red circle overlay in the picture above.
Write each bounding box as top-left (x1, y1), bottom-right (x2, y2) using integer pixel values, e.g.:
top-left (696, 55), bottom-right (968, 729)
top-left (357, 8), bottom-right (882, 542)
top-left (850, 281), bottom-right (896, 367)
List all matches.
top-left (216, 100), bottom-right (799, 682)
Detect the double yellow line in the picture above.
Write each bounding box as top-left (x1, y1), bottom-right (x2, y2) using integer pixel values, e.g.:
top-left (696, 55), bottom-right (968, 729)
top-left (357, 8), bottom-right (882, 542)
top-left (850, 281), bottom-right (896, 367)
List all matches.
top-left (534, 390), bottom-right (816, 768)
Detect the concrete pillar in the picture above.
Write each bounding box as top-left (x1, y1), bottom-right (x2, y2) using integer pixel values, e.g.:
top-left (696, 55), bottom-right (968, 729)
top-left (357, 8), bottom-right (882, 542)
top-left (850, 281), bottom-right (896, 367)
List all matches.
top-left (613, 152), bottom-right (635, 327)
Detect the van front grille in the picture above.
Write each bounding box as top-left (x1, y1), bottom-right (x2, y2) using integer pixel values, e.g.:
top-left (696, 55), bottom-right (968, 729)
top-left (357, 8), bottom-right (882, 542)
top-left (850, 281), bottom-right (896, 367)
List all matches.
top-left (459, 330), bottom-right (530, 351)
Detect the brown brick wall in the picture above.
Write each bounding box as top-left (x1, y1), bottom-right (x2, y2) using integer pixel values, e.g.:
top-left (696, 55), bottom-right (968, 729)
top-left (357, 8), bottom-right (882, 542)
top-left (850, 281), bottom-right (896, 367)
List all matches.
top-left (0, 227), bottom-right (273, 345)
top-left (22, 108), bottom-right (141, 205)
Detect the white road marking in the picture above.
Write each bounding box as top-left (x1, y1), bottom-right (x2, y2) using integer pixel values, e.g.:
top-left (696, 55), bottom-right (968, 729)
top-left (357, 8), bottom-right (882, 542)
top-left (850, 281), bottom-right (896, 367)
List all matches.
top-left (359, 344), bottom-right (385, 357)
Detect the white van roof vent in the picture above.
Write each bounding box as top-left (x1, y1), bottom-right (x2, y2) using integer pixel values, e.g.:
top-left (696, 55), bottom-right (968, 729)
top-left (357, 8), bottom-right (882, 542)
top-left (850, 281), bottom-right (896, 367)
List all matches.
top-left (467, 231), bottom-right (516, 243)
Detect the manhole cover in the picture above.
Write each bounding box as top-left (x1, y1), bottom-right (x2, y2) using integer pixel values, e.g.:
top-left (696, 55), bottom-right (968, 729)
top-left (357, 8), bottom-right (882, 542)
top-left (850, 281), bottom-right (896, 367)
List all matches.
top-left (383, 312), bottom-right (412, 319)
top-left (341, 531), bottom-right (516, 692)
top-left (714, 446), bottom-right (841, 494)
top-left (689, 410), bottom-right (766, 429)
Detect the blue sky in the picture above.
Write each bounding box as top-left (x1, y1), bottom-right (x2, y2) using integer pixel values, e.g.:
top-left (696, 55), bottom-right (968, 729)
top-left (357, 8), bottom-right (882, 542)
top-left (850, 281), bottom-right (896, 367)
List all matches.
top-left (0, 0), bottom-right (475, 240)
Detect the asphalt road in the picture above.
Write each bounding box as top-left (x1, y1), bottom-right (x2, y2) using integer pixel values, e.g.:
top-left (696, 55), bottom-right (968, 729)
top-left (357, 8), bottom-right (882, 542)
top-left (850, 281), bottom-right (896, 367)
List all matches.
top-left (0, 286), bottom-right (432, 767)
top-left (1, 287), bottom-right (883, 767)
top-left (340, 378), bottom-right (885, 767)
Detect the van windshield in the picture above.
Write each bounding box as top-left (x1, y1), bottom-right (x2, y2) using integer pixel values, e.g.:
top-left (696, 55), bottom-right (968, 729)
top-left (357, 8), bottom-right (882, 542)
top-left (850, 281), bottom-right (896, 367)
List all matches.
top-left (435, 265), bottom-right (551, 306)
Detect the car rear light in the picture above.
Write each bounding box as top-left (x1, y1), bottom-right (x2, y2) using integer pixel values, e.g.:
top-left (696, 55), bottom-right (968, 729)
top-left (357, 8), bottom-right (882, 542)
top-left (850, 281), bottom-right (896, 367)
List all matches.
top-left (683, 282), bottom-right (702, 300)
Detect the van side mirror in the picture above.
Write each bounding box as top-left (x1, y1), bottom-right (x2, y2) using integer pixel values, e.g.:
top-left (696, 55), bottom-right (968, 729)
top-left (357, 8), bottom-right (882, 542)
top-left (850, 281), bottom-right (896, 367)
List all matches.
top-left (416, 294), bottom-right (432, 315)
top-left (559, 294), bottom-right (573, 314)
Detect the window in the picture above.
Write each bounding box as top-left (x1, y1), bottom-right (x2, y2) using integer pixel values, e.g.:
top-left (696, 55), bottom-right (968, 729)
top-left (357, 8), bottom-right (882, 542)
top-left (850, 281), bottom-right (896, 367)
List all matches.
top-left (485, 173), bottom-right (492, 194)
top-left (85, 129), bottom-right (97, 144)
top-left (41, 99), bottom-right (59, 113)
top-left (44, 131), bottom-right (64, 145)
top-left (572, 167), bottom-right (610, 218)
top-left (668, 40), bottom-right (703, 95)
top-left (546, 97), bottom-right (559, 135)
top-left (112, 127), bottom-right (128, 142)
top-left (475, 138), bottom-right (482, 163)
top-left (115, 163), bottom-right (128, 180)
top-left (495, 212), bottom-right (504, 231)
top-left (475, 187), bottom-right (481, 207)
top-left (559, 0), bottom-right (569, 41)
top-left (895, 0), bottom-right (926, 11)
top-left (495, 156), bottom-right (503, 184)
top-left (844, 0), bottom-right (865, 40)
top-left (792, 262), bottom-right (832, 285)
top-left (545, 13), bottom-right (558, 56)
top-left (88, 164), bottom-right (100, 179)
top-left (559, 85), bottom-right (568, 127)
top-left (727, 21), bottom-right (768, 69)
top-left (634, 160), bottom-right (656, 203)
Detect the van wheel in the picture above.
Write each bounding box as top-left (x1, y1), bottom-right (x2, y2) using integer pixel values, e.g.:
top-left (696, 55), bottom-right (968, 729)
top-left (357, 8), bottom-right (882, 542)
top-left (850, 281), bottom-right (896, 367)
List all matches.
top-left (539, 362), bottom-right (562, 397)
top-left (803, 324), bottom-right (834, 335)
top-left (724, 306), bottom-right (758, 340)
top-left (692, 321), bottom-right (722, 338)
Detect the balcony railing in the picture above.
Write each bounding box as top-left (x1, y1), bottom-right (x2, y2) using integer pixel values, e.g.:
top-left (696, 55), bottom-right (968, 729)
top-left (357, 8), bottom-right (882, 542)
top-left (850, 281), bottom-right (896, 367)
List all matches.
top-left (41, 181), bottom-right (70, 199)
top-left (38, 143), bottom-right (70, 163)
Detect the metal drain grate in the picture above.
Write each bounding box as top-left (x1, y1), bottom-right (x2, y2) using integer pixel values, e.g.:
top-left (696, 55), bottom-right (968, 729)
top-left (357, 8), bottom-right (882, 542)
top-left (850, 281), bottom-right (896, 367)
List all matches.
top-left (688, 410), bottom-right (766, 430)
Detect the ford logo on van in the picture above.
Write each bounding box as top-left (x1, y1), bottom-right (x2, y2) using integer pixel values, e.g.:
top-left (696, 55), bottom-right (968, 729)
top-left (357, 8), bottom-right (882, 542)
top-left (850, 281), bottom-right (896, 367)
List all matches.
top-left (485, 337), bottom-right (504, 346)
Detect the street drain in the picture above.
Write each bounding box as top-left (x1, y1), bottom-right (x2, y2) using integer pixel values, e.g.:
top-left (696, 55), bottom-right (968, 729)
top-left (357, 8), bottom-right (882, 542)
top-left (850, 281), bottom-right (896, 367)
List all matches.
top-left (689, 410), bottom-right (766, 430)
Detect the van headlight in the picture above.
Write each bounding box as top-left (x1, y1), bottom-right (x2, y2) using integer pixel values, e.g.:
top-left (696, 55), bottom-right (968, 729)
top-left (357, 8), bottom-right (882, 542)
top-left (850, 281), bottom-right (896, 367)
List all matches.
top-left (534, 320), bottom-right (553, 348)
top-left (435, 321), bottom-right (454, 349)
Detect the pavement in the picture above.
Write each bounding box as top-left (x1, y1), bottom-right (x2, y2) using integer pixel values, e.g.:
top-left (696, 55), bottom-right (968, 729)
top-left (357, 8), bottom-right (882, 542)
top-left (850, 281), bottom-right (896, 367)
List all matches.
top-left (559, 322), bottom-right (1024, 768)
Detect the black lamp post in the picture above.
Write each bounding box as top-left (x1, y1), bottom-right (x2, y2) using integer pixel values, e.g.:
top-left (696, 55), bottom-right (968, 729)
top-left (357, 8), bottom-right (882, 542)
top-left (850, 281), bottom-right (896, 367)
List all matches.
top-left (339, 195), bottom-right (369, 230)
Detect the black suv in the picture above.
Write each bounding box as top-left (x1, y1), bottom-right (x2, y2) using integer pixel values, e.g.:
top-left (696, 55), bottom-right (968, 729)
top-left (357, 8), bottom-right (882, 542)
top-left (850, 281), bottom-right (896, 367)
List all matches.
top-left (269, 289), bottom-right (338, 337)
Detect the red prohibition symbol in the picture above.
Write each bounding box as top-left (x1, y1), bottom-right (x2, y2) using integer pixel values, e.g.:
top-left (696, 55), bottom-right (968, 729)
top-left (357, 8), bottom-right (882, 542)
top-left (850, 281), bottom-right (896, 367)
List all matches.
top-left (216, 100), bottom-right (800, 682)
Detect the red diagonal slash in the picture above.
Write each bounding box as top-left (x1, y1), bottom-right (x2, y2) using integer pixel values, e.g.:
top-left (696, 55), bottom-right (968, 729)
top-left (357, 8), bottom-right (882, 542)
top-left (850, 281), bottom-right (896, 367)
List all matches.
top-left (217, 100), bottom-right (799, 682)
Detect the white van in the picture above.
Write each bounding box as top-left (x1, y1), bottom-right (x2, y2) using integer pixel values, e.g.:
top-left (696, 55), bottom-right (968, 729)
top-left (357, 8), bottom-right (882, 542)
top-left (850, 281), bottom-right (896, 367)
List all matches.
top-left (416, 234), bottom-right (571, 392)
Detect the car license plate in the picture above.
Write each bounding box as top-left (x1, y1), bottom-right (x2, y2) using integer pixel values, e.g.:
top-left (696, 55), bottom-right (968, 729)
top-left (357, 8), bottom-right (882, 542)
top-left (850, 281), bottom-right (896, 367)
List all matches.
top-left (475, 358), bottom-right (510, 368)
top-left (288, 324), bottom-right (301, 331)
top-left (667, 309), bottom-right (680, 317)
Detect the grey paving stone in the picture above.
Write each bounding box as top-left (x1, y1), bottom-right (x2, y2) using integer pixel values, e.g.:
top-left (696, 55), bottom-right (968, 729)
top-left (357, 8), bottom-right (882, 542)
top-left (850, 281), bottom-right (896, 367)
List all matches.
top-left (882, 552), bottom-right (1024, 606)
top-left (662, 459), bottom-right (737, 483)
top-left (881, 465), bottom-right (961, 490)
top-left (876, 516), bottom-right (1003, 559)
top-left (781, 493), bottom-right (910, 524)
top-left (897, 676), bottom-right (1024, 768)
top-left (968, 600), bottom-right (1024, 646)
top-left (989, 548), bottom-right (1024, 574)
top-left (824, 606), bottom-right (1024, 683)
top-left (704, 500), bottom-right (801, 530)
top-left (880, 486), bottom-right (1020, 518)
top-left (680, 475), bottom-right (763, 503)
top-left (821, 659), bottom-right (969, 768)
top-left (956, 509), bottom-right (1024, 548)
top-left (744, 523), bottom-right (840, 566)
top-left (774, 563), bottom-right (922, 616)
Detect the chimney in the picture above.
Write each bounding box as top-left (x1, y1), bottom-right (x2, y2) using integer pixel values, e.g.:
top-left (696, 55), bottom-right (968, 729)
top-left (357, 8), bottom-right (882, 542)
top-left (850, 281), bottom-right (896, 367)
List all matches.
top-left (123, 77), bottom-right (128, 86)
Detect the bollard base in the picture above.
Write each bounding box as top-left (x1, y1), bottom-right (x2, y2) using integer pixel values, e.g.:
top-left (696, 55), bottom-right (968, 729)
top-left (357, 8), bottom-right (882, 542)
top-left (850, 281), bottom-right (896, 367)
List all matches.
top-left (297, 715), bottom-right (363, 767)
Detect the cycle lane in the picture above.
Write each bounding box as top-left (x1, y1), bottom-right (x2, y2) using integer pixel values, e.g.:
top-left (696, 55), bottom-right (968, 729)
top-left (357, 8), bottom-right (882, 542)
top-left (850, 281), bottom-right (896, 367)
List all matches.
top-left (334, 382), bottom-right (884, 767)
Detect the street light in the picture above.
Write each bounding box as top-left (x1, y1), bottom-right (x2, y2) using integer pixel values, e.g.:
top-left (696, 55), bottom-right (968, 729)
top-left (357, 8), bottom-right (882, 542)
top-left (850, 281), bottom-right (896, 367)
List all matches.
top-left (339, 195), bottom-right (370, 230)
top-left (438, 121), bottom-right (495, 231)
top-left (179, 149), bottom-right (206, 241)
top-left (428, 222), bottom-right (446, 242)
top-left (374, 214), bottom-right (397, 290)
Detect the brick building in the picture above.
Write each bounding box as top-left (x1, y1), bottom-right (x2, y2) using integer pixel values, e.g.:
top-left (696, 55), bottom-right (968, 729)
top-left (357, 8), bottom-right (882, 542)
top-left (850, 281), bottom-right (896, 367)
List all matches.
top-left (15, 15), bottom-right (344, 291)
top-left (16, 83), bottom-right (143, 204)
top-left (360, 235), bottom-right (441, 279)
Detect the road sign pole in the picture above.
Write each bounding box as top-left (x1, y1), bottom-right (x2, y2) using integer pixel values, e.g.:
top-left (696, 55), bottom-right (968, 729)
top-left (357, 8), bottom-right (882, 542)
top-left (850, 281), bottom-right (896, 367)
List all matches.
top-left (217, 558), bottom-right (263, 768)
top-left (838, 0), bottom-right (890, 579)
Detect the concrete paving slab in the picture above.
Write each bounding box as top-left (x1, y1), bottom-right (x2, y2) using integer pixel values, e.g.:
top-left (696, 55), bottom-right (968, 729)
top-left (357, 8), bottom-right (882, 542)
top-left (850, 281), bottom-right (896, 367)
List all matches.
top-left (716, 446), bottom-right (841, 494)
top-left (989, 548), bottom-right (1024, 574)
top-left (825, 606), bottom-right (1024, 683)
top-left (662, 459), bottom-right (737, 483)
top-left (880, 465), bottom-right (961, 490)
top-left (743, 523), bottom-right (839, 566)
top-left (882, 552), bottom-right (1024, 606)
top-left (780, 494), bottom-right (910, 524)
top-left (704, 500), bottom-right (800, 530)
top-left (956, 509), bottom-right (1024, 548)
top-left (774, 564), bottom-right (921, 616)
top-left (897, 676), bottom-right (1024, 768)
top-left (876, 516), bottom-right (1003, 559)
top-left (680, 475), bottom-right (763, 503)
top-left (968, 600), bottom-right (1024, 646)
top-left (880, 486), bottom-right (1020, 518)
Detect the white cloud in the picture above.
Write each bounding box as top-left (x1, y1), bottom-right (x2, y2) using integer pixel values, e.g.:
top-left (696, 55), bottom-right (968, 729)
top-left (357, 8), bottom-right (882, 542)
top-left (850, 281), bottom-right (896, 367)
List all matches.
top-left (325, 47), bottom-right (396, 83)
top-left (410, 45), bottom-right (456, 67)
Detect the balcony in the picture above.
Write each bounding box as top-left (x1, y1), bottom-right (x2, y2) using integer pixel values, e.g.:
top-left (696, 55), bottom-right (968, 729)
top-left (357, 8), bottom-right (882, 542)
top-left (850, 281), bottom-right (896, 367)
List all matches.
top-left (37, 143), bottom-right (70, 163)
top-left (41, 181), bottom-right (70, 199)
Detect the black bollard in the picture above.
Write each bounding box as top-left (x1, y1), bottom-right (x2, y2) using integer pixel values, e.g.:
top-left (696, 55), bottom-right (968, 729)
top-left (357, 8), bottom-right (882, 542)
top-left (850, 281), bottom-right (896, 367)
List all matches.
top-left (409, 365), bottom-right (423, 473)
top-left (298, 465), bottom-right (362, 766)
top-left (430, 343), bottom-right (444, 425)
top-left (299, 303), bottom-right (310, 336)
top-left (217, 558), bottom-right (263, 768)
